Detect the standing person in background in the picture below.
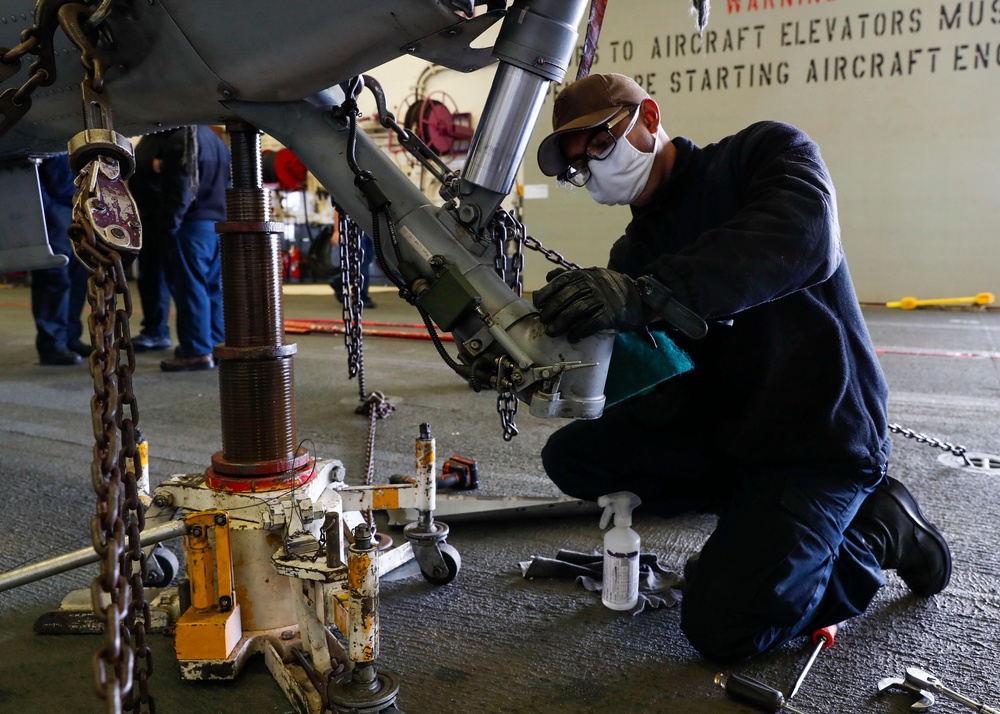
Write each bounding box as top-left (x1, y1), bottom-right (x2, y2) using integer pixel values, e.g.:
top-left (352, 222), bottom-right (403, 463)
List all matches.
top-left (128, 131), bottom-right (175, 352)
top-left (31, 154), bottom-right (89, 366)
top-left (157, 125), bottom-right (231, 372)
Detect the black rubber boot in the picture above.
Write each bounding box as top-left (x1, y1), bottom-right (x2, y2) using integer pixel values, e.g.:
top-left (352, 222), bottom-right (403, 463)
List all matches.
top-left (851, 476), bottom-right (952, 596)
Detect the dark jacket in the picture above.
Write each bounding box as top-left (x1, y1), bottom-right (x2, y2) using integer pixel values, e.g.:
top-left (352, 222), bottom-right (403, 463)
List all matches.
top-left (158, 126), bottom-right (231, 236)
top-left (609, 121), bottom-right (890, 470)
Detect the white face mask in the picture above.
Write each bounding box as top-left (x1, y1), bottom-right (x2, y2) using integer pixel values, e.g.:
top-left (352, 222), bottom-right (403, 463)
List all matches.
top-left (585, 116), bottom-right (658, 206)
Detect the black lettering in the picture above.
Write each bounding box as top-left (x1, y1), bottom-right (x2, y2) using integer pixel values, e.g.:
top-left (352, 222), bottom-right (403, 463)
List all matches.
top-left (890, 51), bottom-right (904, 75)
top-left (651, 36), bottom-right (661, 59)
top-left (974, 42), bottom-right (990, 68)
top-left (835, 56), bottom-right (847, 79)
top-left (909, 48), bottom-right (922, 73)
top-left (753, 25), bottom-right (765, 48)
top-left (633, 72), bottom-right (657, 95)
top-left (928, 46), bottom-right (941, 72)
top-left (858, 12), bottom-right (870, 38)
top-left (781, 21), bottom-right (792, 46)
top-left (874, 12), bottom-right (887, 36)
top-left (810, 18), bottom-right (821, 43)
top-left (970, 0), bottom-right (985, 25)
top-left (670, 70), bottom-right (681, 93)
top-left (705, 30), bottom-right (718, 53)
top-left (871, 52), bottom-right (885, 77)
top-left (892, 9), bottom-right (904, 34)
top-left (940, 4), bottom-right (961, 29)
top-left (806, 59), bottom-right (819, 82)
top-left (853, 54), bottom-right (866, 78)
top-left (842, 16), bottom-right (853, 40)
top-left (954, 43), bottom-right (969, 69)
top-left (623, 40), bottom-right (634, 61)
top-left (777, 61), bottom-right (789, 84)
top-left (911, 8), bottom-right (923, 32)
top-left (718, 66), bottom-right (729, 89)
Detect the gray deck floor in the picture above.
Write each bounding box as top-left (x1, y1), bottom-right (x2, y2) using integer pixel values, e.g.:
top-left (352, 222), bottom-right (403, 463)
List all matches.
top-left (1, 283), bottom-right (998, 713)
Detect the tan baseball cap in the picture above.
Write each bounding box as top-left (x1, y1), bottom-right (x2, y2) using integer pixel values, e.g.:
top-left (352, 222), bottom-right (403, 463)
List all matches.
top-left (537, 73), bottom-right (650, 177)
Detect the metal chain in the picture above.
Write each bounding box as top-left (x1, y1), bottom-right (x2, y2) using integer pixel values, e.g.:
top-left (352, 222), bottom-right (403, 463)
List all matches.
top-left (337, 205), bottom-right (366, 400)
top-left (888, 423), bottom-right (972, 466)
top-left (69, 160), bottom-right (151, 713)
top-left (0, 0), bottom-right (64, 136)
top-left (354, 392), bottom-right (396, 527)
top-left (484, 210), bottom-right (579, 439)
top-left (334, 204), bottom-right (397, 520)
top-left (494, 357), bottom-right (519, 442)
top-left (522, 234), bottom-right (581, 273)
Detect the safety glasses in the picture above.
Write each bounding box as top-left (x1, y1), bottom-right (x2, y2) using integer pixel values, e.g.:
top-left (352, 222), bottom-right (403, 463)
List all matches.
top-left (558, 104), bottom-right (640, 188)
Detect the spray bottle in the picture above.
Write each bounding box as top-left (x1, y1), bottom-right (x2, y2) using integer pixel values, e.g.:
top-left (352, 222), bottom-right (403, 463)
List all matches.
top-left (598, 491), bottom-right (642, 611)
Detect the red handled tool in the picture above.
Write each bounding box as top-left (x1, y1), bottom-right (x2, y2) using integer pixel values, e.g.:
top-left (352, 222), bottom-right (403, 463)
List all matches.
top-left (788, 623), bottom-right (838, 701)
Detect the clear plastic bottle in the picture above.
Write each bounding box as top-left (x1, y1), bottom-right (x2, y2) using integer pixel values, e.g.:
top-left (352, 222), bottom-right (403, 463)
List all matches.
top-left (598, 491), bottom-right (642, 610)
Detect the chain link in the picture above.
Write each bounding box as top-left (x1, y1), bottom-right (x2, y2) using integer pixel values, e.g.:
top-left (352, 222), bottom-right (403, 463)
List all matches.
top-left (337, 205), bottom-right (366, 400)
top-left (888, 423), bottom-right (971, 466)
top-left (336, 205), bottom-right (397, 519)
top-left (69, 157), bottom-right (151, 713)
top-left (484, 210), bottom-right (580, 439)
top-left (0, 0), bottom-right (61, 135)
top-left (493, 357), bottom-right (519, 442)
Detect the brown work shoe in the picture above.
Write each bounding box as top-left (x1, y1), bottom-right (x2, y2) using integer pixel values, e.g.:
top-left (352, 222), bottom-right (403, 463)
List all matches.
top-left (160, 354), bottom-right (215, 372)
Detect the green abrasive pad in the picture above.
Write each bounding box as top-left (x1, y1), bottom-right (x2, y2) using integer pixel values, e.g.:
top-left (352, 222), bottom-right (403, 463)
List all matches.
top-left (603, 329), bottom-right (694, 408)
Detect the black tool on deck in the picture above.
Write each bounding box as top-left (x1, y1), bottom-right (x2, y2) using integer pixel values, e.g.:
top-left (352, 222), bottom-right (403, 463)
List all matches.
top-left (390, 455), bottom-right (479, 490)
top-left (715, 672), bottom-right (808, 714)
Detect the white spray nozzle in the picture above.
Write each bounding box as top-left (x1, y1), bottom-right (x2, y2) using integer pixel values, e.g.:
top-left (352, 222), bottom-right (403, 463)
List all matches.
top-left (598, 491), bottom-right (642, 529)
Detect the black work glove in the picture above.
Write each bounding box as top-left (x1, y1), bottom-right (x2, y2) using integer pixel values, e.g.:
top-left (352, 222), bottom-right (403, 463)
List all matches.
top-left (532, 267), bottom-right (645, 342)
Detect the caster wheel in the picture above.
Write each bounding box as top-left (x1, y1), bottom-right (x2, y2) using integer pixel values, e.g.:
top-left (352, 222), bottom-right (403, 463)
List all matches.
top-left (144, 544), bottom-right (179, 587)
top-left (420, 542), bottom-right (461, 585)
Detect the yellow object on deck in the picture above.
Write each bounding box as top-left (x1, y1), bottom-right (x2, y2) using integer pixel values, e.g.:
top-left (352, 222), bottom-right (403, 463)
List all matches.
top-left (886, 292), bottom-right (995, 309)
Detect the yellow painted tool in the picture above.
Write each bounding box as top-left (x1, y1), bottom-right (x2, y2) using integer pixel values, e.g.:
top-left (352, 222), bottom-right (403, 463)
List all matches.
top-left (886, 292), bottom-right (995, 309)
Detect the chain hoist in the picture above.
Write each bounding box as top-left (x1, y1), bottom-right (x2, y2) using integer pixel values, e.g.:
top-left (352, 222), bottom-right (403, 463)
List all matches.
top-left (888, 423), bottom-right (972, 466)
top-left (54, 3), bottom-right (150, 712)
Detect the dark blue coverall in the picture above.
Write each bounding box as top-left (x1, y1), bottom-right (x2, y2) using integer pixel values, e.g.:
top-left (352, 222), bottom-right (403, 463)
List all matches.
top-left (158, 126), bottom-right (231, 358)
top-left (31, 155), bottom-right (89, 362)
top-left (541, 121), bottom-right (891, 663)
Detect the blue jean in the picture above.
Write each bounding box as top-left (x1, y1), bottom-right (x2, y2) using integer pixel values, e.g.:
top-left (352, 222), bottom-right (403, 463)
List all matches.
top-left (167, 219), bottom-right (223, 357)
top-left (541, 390), bottom-right (886, 664)
top-left (31, 201), bottom-right (88, 354)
